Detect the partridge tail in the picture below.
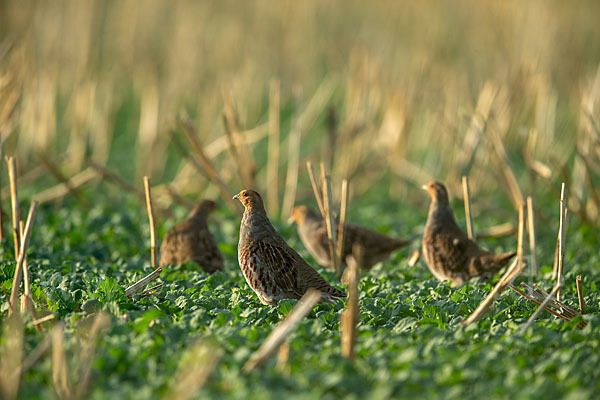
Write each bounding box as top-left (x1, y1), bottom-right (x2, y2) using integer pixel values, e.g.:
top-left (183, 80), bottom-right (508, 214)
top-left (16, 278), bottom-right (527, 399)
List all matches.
top-left (480, 251), bottom-right (516, 275)
top-left (319, 286), bottom-right (346, 304)
top-left (389, 238), bottom-right (412, 250)
top-left (493, 251), bottom-right (517, 266)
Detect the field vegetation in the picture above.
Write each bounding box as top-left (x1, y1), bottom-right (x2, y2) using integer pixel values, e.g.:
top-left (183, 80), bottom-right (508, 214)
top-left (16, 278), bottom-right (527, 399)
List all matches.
top-left (0, 1), bottom-right (599, 399)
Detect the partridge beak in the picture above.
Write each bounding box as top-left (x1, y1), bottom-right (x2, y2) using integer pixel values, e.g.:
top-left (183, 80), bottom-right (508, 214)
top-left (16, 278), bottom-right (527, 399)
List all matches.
top-left (421, 184), bottom-right (428, 190)
top-left (232, 194), bottom-right (239, 200)
top-left (287, 216), bottom-right (294, 224)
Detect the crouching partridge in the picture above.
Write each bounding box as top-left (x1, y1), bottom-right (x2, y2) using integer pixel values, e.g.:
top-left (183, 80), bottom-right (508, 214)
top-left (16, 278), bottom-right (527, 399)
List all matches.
top-left (422, 181), bottom-right (515, 287)
top-left (159, 199), bottom-right (224, 273)
top-left (290, 205), bottom-right (411, 270)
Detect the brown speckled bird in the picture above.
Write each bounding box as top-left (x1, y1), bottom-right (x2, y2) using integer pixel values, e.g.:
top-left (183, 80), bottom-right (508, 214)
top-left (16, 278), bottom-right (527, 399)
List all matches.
top-left (234, 189), bottom-right (346, 305)
top-left (159, 199), bottom-right (224, 273)
top-left (422, 181), bottom-right (515, 287)
top-left (290, 205), bottom-right (411, 270)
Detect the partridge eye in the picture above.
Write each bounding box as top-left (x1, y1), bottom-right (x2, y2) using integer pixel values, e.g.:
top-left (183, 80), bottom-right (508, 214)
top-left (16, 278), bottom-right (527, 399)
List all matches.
top-left (243, 192), bottom-right (249, 197)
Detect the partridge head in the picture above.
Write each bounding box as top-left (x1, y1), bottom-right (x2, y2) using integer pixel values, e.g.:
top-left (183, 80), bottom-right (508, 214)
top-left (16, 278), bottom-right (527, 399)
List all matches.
top-left (421, 181), bottom-right (515, 287)
top-left (234, 189), bottom-right (345, 305)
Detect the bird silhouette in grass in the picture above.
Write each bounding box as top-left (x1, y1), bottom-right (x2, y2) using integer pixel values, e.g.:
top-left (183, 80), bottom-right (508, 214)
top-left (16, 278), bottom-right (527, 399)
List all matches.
top-left (159, 199), bottom-right (224, 273)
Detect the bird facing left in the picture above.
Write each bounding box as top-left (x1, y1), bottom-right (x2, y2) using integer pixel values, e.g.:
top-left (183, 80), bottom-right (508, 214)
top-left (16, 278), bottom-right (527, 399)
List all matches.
top-left (233, 189), bottom-right (346, 305)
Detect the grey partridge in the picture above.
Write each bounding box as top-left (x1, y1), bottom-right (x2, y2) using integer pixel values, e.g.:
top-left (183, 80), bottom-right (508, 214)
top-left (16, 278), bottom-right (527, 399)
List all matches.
top-left (159, 199), bottom-right (224, 273)
top-left (290, 205), bottom-right (411, 270)
top-left (422, 181), bottom-right (515, 287)
top-left (234, 189), bottom-right (346, 305)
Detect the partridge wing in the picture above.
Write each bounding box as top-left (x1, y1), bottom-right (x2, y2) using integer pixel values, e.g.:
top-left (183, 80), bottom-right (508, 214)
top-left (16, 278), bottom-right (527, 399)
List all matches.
top-left (190, 227), bottom-right (224, 272)
top-left (159, 232), bottom-right (178, 266)
top-left (254, 239), bottom-right (344, 299)
top-left (253, 240), bottom-right (300, 296)
top-left (431, 230), bottom-right (474, 274)
top-left (159, 221), bottom-right (193, 266)
top-left (347, 224), bottom-right (410, 255)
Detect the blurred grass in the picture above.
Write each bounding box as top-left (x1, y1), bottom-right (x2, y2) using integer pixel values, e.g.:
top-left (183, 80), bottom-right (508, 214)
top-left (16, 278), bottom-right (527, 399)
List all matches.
top-left (0, 0), bottom-right (599, 225)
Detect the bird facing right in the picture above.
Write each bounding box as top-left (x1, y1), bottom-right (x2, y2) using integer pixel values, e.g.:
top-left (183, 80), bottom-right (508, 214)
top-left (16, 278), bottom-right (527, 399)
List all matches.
top-left (421, 181), bottom-right (515, 287)
top-left (289, 205), bottom-right (411, 270)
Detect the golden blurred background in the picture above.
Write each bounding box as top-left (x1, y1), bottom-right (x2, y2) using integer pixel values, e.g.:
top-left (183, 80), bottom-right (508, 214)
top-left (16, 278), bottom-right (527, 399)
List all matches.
top-left (1, 0), bottom-right (599, 224)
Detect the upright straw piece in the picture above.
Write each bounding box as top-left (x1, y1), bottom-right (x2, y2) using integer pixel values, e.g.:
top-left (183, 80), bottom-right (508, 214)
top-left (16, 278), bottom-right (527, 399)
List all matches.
top-left (9, 201), bottom-right (38, 314)
top-left (526, 196), bottom-right (538, 276)
top-left (336, 179), bottom-right (349, 263)
top-left (462, 176), bottom-right (475, 240)
top-left (516, 203), bottom-right (526, 271)
top-left (7, 156), bottom-right (20, 261)
top-left (143, 177), bottom-right (157, 270)
top-left (554, 183), bottom-right (567, 301)
top-left (320, 163), bottom-right (340, 277)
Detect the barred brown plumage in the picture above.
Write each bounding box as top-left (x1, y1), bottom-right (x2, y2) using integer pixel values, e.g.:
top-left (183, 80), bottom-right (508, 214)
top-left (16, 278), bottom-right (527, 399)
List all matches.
top-left (234, 189), bottom-right (345, 305)
top-left (422, 181), bottom-right (515, 287)
top-left (290, 205), bottom-right (411, 270)
top-left (159, 199), bottom-right (224, 273)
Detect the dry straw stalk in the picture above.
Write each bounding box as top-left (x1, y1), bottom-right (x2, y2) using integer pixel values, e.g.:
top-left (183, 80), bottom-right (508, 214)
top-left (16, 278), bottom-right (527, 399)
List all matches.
top-left (576, 275), bottom-right (585, 314)
top-left (33, 168), bottom-right (97, 204)
top-left (166, 340), bottom-right (223, 400)
top-left (275, 340), bottom-right (290, 375)
top-left (0, 145), bottom-right (4, 240)
top-left (554, 183), bottom-right (568, 301)
top-left (511, 282), bottom-right (585, 329)
top-left (462, 176), bottom-right (475, 240)
top-left (37, 152), bottom-right (90, 208)
top-left (19, 220), bottom-right (35, 315)
top-left (552, 183), bottom-right (567, 280)
top-left (143, 176), bottom-right (157, 270)
top-left (320, 164), bottom-right (340, 277)
top-left (519, 285), bottom-right (561, 334)
top-left (526, 196), bottom-right (538, 276)
top-left (516, 203), bottom-right (526, 271)
top-left (530, 283), bottom-right (580, 317)
top-left (7, 156), bottom-right (20, 261)
top-left (125, 268), bottom-right (163, 298)
top-left (0, 315), bottom-right (24, 400)
top-left (306, 161), bottom-right (326, 218)
top-left (508, 284), bottom-right (584, 328)
top-left (461, 257), bottom-right (522, 325)
top-left (243, 290), bottom-right (321, 372)
top-left (88, 159), bottom-right (145, 202)
top-left (476, 222), bottom-right (516, 239)
top-left (51, 323), bottom-right (70, 399)
top-left (9, 200), bottom-right (38, 314)
top-left (341, 246), bottom-right (361, 360)
top-left (407, 250), bottom-right (420, 267)
top-left (336, 179), bottom-right (349, 262)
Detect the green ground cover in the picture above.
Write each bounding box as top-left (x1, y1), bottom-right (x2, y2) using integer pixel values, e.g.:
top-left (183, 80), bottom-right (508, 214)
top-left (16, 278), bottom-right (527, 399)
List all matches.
top-left (1, 188), bottom-right (598, 399)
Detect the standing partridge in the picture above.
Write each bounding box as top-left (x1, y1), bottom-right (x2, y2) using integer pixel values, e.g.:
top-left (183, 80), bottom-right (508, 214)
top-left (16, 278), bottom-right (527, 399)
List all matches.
top-left (159, 199), bottom-right (224, 273)
top-left (422, 181), bottom-right (515, 287)
top-left (234, 189), bottom-right (346, 305)
top-left (290, 205), bottom-right (411, 270)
